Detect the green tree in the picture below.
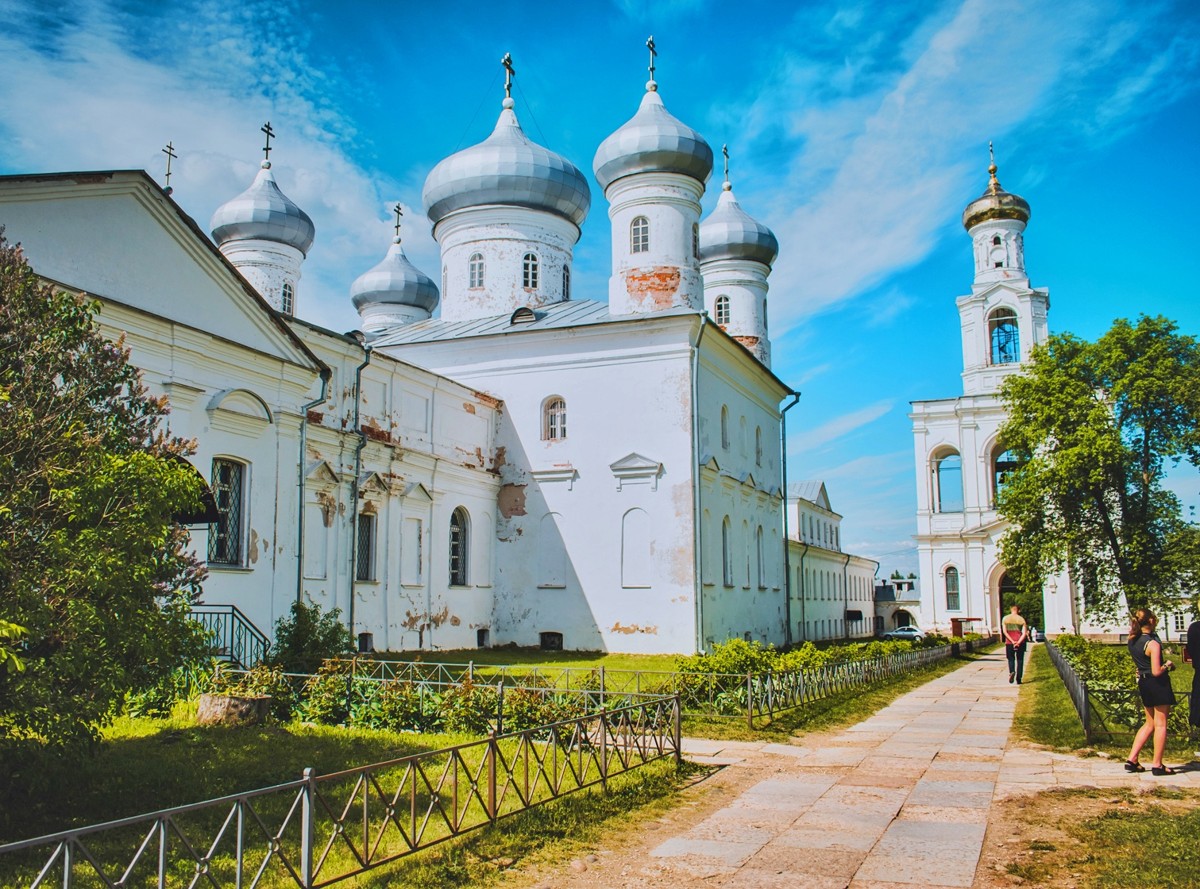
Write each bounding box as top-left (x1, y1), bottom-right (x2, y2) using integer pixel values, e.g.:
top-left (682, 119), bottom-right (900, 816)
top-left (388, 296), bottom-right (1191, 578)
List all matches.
top-left (0, 232), bottom-right (206, 751)
top-left (996, 315), bottom-right (1200, 619)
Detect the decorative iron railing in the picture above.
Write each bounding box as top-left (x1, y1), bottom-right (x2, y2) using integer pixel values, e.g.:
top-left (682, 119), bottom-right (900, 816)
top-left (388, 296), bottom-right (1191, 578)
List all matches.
top-left (0, 695), bottom-right (681, 888)
top-left (1044, 640), bottom-right (1093, 743)
top-left (191, 605), bottom-right (270, 670)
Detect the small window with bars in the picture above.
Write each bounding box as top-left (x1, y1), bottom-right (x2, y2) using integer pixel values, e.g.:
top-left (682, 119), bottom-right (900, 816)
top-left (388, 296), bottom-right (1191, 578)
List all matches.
top-left (281, 282), bottom-right (294, 315)
top-left (562, 265), bottom-right (570, 301)
top-left (692, 222), bottom-right (700, 259)
top-left (630, 216), bottom-right (650, 253)
top-left (945, 567), bottom-right (961, 611)
top-left (469, 253), bottom-right (485, 289)
top-left (522, 253), bottom-right (539, 290)
top-left (355, 513), bottom-right (376, 581)
top-left (715, 295), bottom-right (731, 326)
top-left (543, 396), bottom-right (567, 440)
top-left (208, 458), bottom-right (245, 566)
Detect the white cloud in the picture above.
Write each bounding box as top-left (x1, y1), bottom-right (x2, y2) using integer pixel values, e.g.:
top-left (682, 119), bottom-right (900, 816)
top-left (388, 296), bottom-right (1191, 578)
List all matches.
top-left (792, 399), bottom-right (893, 452)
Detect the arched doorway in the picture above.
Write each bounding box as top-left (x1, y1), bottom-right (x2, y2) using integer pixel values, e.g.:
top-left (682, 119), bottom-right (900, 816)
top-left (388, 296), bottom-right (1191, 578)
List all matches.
top-left (998, 570), bottom-right (1043, 629)
top-left (894, 610), bottom-right (914, 628)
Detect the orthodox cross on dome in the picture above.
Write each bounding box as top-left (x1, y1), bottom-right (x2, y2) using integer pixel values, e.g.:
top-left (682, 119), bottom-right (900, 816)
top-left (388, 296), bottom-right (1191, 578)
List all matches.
top-left (161, 141), bottom-right (177, 193)
top-left (502, 53), bottom-right (515, 100)
top-left (987, 140), bottom-right (1000, 192)
top-left (393, 203), bottom-right (403, 241)
top-left (722, 144), bottom-right (730, 181)
top-left (261, 121), bottom-right (276, 163)
top-left (646, 35), bottom-right (657, 82)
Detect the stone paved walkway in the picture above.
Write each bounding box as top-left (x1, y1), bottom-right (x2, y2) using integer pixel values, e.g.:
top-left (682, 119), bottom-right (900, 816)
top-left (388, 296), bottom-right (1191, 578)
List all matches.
top-left (632, 650), bottom-right (1200, 888)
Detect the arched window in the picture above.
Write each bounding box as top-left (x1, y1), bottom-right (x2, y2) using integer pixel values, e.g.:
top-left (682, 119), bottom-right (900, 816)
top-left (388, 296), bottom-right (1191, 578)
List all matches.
top-left (756, 526), bottom-right (765, 589)
top-left (692, 222), bottom-right (700, 259)
top-left (993, 446), bottom-right (1020, 498)
top-left (989, 308), bottom-right (1019, 365)
top-left (755, 426), bottom-right (763, 466)
top-left (209, 458), bottom-right (246, 566)
top-left (449, 507), bottom-right (470, 586)
top-left (522, 253), bottom-right (539, 290)
top-left (715, 294), bottom-right (731, 325)
top-left (945, 566), bottom-right (961, 610)
top-left (543, 396), bottom-right (567, 440)
top-left (720, 405), bottom-right (730, 449)
top-left (721, 517), bottom-right (733, 586)
top-left (281, 282), bottom-right (294, 315)
top-left (562, 265), bottom-right (570, 301)
top-left (934, 451), bottom-right (963, 513)
top-left (992, 234), bottom-right (1002, 246)
top-left (468, 253), bottom-right (485, 289)
top-left (630, 216), bottom-right (650, 253)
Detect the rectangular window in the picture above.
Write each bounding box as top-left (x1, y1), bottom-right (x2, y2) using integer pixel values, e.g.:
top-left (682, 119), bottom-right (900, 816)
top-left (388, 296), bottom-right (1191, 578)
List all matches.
top-left (208, 458), bottom-right (244, 566)
top-left (1174, 613), bottom-right (1187, 633)
top-left (356, 513), bottom-right (376, 581)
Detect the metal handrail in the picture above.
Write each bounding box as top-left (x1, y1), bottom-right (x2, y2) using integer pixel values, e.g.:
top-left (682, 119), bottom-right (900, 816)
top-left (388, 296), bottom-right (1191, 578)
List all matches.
top-left (0, 695), bottom-right (681, 888)
top-left (192, 604), bottom-right (270, 669)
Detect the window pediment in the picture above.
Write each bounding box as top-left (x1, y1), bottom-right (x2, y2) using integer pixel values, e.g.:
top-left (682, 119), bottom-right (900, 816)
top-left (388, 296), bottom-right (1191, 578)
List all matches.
top-left (207, 388), bottom-right (273, 424)
top-left (610, 453), bottom-right (663, 491)
top-left (532, 465), bottom-right (578, 490)
top-left (306, 460), bottom-right (339, 487)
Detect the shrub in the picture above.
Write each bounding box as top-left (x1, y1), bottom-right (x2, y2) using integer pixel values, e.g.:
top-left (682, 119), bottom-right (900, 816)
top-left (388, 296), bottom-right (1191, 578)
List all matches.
top-left (269, 601), bottom-right (354, 673)
top-left (295, 660), bottom-right (353, 725)
top-left (440, 679), bottom-right (499, 734)
top-left (208, 663), bottom-right (298, 721)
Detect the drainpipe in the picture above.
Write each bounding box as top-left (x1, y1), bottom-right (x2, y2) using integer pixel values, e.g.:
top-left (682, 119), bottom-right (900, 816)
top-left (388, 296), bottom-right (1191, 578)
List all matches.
top-left (780, 391), bottom-right (801, 646)
top-left (296, 368), bottom-right (332, 604)
top-left (690, 315), bottom-right (709, 653)
top-left (346, 344), bottom-right (373, 639)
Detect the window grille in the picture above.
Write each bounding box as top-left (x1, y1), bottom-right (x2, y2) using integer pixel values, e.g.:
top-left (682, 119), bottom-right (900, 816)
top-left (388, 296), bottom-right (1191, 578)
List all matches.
top-left (721, 518), bottom-right (733, 586)
top-left (562, 265), bottom-right (570, 300)
top-left (449, 507), bottom-right (469, 586)
top-left (630, 216), bottom-right (650, 253)
top-left (945, 567), bottom-right (961, 610)
top-left (715, 295), bottom-right (730, 325)
top-left (356, 513), bottom-right (376, 581)
top-left (522, 253), bottom-right (539, 290)
top-left (693, 223), bottom-right (700, 259)
top-left (544, 397), bottom-right (567, 440)
top-left (469, 253), bottom-right (485, 288)
top-left (989, 308), bottom-right (1020, 364)
top-left (281, 282), bottom-right (294, 315)
top-left (208, 459), bottom-right (244, 565)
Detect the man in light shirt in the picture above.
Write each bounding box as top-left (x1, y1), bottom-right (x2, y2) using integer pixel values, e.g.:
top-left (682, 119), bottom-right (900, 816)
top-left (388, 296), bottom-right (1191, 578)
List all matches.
top-left (1002, 604), bottom-right (1029, 684)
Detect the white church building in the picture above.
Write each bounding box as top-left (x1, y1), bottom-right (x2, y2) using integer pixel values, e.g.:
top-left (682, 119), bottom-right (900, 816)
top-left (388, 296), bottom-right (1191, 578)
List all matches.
top-left (910, 156), bottom-right (1078, 636)
top-left (0, 58), bottom-right (869, 655)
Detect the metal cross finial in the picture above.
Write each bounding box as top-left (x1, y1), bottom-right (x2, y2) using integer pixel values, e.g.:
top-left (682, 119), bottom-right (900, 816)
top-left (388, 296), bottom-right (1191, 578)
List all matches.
top-left (261, 121), bottom-right (276, 161)
top-left (722, 144), bottom-right (730, 181)
top-left (502, 53), bottom-right (515, 100)
top-left (989, 141), bottom-right (995, 165)
top-left (646, 35), bottom-right (657, 81)
top-left (162, 141), bottom-right (177, 190)
top-left (393, 203), bottom-right (404, 240)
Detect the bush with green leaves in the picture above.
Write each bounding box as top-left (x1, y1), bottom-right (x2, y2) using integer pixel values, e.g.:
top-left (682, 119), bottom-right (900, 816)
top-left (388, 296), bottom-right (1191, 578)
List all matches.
top-left (294, 660), bottom-right (353, 725)
top-left (440, 678), bottom-right (500, 734)
top-left (268, 601), bottom-right (354, 673)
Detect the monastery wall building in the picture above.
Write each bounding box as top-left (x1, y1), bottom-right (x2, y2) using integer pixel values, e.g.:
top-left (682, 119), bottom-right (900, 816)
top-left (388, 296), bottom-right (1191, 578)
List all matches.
top-left (0, 55), bottom-right (893, 654)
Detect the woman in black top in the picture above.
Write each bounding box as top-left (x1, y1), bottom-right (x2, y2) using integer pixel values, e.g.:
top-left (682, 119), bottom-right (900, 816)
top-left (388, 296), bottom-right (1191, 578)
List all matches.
top-left (1124, 608), bottom-right (1177, 776)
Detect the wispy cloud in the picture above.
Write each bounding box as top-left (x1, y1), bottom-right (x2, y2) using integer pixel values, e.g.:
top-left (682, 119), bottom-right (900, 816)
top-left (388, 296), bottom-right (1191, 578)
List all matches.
top-left (0, 0), bottom-right (427, 333)
top-left (792, 399), bottom-right (893, 452)
top-left (724, 0), bottom-right (1200, 335)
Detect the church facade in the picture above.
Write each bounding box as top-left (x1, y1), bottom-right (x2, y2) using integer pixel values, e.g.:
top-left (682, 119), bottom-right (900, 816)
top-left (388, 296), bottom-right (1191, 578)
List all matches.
top-left (0, 60), bottom-right (819, 654)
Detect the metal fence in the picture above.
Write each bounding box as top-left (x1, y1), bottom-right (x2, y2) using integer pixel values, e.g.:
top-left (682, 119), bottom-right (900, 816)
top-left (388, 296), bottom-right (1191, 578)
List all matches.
top-left (1044, 641), bottom-right (1194, 744)
top-left (191, 605), bottom-right (270, 670)
top-left (0, 695), bottom-right (681, 889)
top-left (273, 635), bottom-right (995, 729)
top-left (1044, 640), bottom-right (1093, 743)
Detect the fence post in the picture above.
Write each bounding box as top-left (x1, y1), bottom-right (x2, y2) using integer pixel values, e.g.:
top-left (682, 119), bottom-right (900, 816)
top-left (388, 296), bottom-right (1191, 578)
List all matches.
top-left (496, 681), bottom-right (505, 736)
top-left (468, 660), bottom-right (474, 684)
top-left (599, 665), bottom-right (606, 710)
top-left (1081, 679), bottom-right (1093, 745)
top-left (746, 672), bottom-right (754, 729)
top-left (673, 693), bottom-right (683, 765)
top-left (301, 768), bottom-right (316, 889)
top-left (487, 730), bottom-right (498, 822)
top-left (599, 707), bottom-right (609, 791)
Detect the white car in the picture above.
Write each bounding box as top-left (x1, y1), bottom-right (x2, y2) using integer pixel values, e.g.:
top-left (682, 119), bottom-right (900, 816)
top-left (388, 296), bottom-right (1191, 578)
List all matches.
top-left (883, 626), bottom-right (924, 641)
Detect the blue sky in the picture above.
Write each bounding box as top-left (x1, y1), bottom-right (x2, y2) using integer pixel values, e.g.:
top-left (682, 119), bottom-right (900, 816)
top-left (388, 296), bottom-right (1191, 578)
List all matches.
top-left (2, 0), bottom-right (1197, 575)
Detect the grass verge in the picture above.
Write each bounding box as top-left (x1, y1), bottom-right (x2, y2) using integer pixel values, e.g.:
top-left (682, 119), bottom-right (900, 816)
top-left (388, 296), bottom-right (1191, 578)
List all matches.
top-left (1013, 643), bottom-right (1089, 750)
top-left (681, 646), bottom-right (998, 742)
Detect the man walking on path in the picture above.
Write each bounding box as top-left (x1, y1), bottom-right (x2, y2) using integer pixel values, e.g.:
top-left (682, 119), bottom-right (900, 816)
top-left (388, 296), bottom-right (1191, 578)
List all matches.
top-left (1002, 604), bottom-right (1028, 684)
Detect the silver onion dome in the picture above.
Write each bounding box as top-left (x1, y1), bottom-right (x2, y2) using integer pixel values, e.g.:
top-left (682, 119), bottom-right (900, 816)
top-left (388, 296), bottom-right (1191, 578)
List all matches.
top-left (423, 98), bottom-right (591, 229)
top-left (210, 161), bottom-right (315, 255)
top-left (350, 239), bottom-right (439, 313)
top-left (962, 160), bottom-right (1030, 231)
top-left (593, 84), bottom-right (713, 191)
top-left (699, 182), bottom-right (779, 267)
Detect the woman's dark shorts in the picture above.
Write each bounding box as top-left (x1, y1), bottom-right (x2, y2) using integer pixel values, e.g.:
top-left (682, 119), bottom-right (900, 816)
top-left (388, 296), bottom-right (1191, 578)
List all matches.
top-left (1137, 673), bottom-right (1177, 708)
